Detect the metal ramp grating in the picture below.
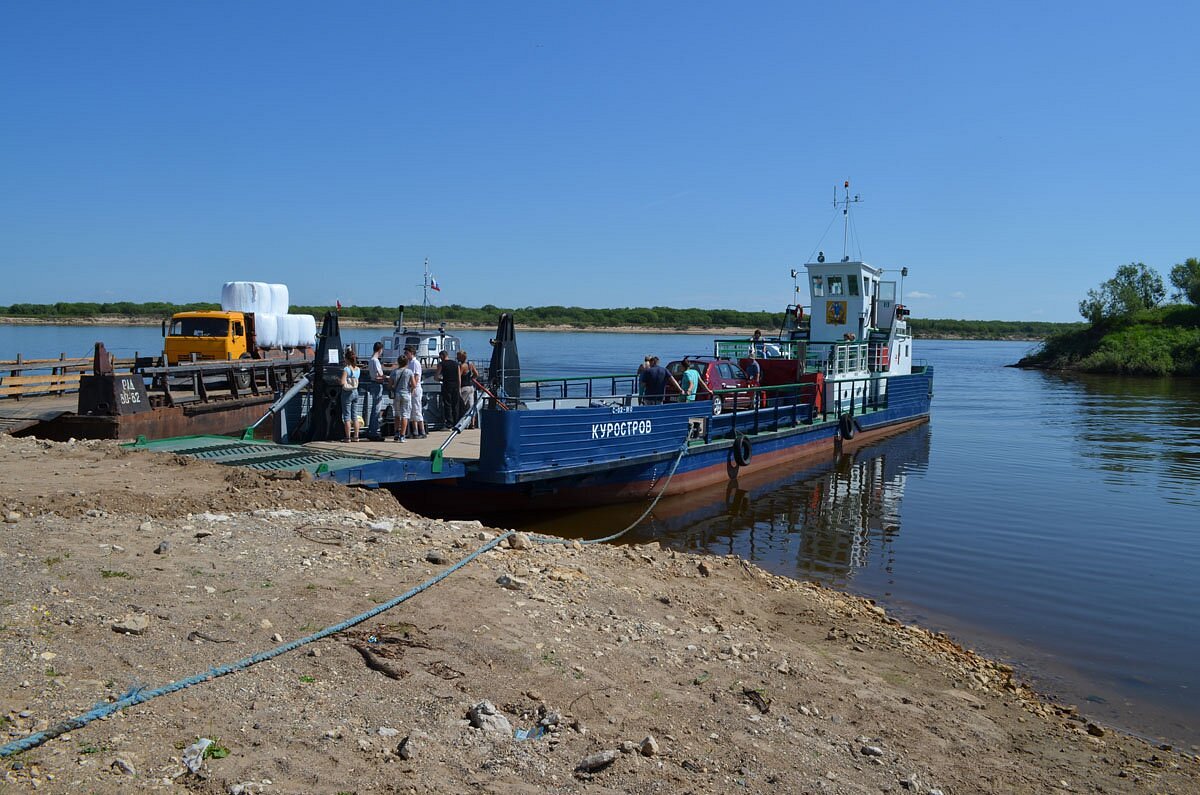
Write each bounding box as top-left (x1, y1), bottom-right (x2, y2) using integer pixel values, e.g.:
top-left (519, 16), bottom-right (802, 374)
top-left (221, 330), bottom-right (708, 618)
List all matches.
top-left (127, 435), bottom-right (392, 474)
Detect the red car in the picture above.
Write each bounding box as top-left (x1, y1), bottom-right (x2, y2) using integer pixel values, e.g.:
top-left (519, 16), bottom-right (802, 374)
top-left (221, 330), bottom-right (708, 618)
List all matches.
top-left (665, 356), bottom-right (758, 413)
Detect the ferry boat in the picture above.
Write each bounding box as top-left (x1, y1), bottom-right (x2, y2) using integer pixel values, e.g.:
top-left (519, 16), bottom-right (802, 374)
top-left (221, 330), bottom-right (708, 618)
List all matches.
top-left (392, 256), bottom-right (932, 513)
top-left (132, 189), bottom-right (933, 514)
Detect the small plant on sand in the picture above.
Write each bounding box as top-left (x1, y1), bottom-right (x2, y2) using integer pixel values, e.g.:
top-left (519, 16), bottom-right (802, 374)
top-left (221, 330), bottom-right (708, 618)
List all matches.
top-left (100, 569), bottom-right (132, 579)
top-left (204, 739), bottom-right (230, 760)
top-left (299, 675), bottom-right (315, 683)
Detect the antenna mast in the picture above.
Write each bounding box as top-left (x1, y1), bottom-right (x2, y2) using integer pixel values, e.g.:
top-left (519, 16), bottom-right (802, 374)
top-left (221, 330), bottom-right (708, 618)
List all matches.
top-left (420, 258), bottom-right (430, 329)
top-left (834, 180), bottom-right (863, 262)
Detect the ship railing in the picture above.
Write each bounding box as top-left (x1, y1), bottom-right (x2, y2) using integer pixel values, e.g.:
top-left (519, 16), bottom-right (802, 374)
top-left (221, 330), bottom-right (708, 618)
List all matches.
top-left (867, 342), bottom-right (890, 371)
top-left (519, 373), bottom-right (640, 404)
top-left (825, 373), bottom-right (891, 420)
top-left (138, 358), bottom-right (312, 408)
top-left (805, 341), bottom-right (870, 377)
top-left (713, 339), bottom-right (803, 360)
top-left (700, 381), bottom-right (822, 442)
top-left (0, 353), bottom-right (138, 400)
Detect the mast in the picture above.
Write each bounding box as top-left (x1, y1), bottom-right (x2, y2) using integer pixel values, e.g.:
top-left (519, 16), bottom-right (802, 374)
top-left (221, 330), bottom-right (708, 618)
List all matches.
top-left (834, 180), bottom-right (863, 262)
top-left (421, 258), bottom-right (430, 329)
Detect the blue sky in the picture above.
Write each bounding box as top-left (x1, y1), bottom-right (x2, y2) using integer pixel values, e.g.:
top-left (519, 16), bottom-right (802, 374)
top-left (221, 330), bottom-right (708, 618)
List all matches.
top-left (2, 1), bottom-right (1197, 321)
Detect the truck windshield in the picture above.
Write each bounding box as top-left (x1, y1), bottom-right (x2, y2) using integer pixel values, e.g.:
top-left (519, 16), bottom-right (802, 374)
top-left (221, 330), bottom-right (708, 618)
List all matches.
top-left (170, 318), bottom-right (229, 337)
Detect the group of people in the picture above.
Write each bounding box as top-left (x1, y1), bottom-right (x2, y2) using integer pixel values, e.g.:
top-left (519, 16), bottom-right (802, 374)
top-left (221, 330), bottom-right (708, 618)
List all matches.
top-left (337, 343), bottom-right (480, 443)
top-left (637, 355), bottom-right (705, 405)
top-left (433, 348), bottom-right (480, 430)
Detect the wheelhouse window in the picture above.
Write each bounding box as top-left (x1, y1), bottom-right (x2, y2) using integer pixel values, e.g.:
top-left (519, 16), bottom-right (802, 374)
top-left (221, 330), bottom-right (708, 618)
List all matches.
top-left (811, 276), bottom-right (824, 297)
top-left (827, 276), bottom-right (844, 296)
top-left (847, 275), bottom-right (859, 296)
top-left (169, 318), bottom-right (229, 337)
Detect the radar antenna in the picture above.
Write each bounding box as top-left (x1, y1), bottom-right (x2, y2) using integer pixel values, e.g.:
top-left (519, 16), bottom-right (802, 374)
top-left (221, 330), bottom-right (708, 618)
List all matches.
top-left (834, 180), bottom-right (863, 262)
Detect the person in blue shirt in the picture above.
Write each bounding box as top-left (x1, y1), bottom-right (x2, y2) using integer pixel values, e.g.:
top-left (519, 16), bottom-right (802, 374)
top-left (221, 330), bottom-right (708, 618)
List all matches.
top-left (639, 356), bottom-right (682, 404)
top-left (679, 358), bottom-right (701, 402)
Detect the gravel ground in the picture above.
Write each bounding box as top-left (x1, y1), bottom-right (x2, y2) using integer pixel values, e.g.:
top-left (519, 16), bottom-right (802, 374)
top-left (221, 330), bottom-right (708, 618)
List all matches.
top-left (1, 434), bottom-right (1197, 794)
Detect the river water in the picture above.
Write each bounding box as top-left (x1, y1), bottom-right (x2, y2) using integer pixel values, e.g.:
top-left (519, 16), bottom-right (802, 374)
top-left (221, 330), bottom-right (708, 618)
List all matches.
top-left (3, 325), bottom-right (1199, 747)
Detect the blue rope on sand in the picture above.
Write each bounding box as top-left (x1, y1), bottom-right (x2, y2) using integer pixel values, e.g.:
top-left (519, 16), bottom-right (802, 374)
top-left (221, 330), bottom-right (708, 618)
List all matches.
top-left (0, 437), bottom-right (692, 758)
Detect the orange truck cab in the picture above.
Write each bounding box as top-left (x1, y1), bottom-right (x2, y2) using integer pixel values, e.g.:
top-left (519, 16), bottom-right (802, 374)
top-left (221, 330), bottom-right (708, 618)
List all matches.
top-left (163, 311), bottom-right (255, 365)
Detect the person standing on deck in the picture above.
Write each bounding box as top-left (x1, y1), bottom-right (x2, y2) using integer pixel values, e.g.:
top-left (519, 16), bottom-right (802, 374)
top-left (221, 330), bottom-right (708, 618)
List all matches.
top-left (435, 349), bottom-right (463, 428)
top-left (339, 349), bottom-right (362, 443)
top-left (457, 350), bottom-right (480, 429)
top-left (636, 355), bottom-right (651, 403)
top-left (390, 349), bottom-right (417, 442)
top-left (679, 358), bottom-right (701, 402)
top-left (744, 355), bottom-right (761, 387)
top-left (750, 329), bottom-right (764, 357)
top-left (363, 341), bottom-right (386, 441)
top-left (639, 356), bottom-right (682, 405)
top-left (406, 345), bottom-right (427, 438)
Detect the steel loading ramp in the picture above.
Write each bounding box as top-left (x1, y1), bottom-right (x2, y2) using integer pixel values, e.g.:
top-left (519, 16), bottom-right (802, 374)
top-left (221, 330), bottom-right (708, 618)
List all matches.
top-left (126, 435), bottom-right (467, 485)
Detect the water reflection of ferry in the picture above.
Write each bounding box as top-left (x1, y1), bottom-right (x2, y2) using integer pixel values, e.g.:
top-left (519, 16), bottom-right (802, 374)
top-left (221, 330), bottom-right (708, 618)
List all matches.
top-left (514, 423), bottom-right (931, 587)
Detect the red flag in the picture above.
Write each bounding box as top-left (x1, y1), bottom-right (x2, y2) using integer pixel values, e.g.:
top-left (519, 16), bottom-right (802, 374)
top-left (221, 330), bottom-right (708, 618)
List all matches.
top-left (336, 299), bottom-right (342, 309)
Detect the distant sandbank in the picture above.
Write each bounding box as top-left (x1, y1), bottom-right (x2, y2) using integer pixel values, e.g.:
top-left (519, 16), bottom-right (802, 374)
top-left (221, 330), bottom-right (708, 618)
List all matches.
top-left (0, 315), bottom-right (758, 336)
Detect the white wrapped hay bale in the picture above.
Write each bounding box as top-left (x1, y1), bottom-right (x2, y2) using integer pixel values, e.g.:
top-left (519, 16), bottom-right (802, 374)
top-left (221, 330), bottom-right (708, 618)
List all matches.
top-left (253, 313), bottom-right (279, 348)
top-left (221, 281), bottom-right (255, 313)
top-left (273, 314), bottom-right (292, 347)
top-left (292, 313), bottom-right (316, 347)
top-left (221, 281), bottom-right (274, 314)
top-left (268, 283), bottom-right (290, 316)
top-left (283, 315), bottom-right (303, 347)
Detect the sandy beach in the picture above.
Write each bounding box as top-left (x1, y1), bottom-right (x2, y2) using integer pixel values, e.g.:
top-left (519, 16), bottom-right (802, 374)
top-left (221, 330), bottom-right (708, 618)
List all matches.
top-left (1, 434), bottom-right (1197, 792)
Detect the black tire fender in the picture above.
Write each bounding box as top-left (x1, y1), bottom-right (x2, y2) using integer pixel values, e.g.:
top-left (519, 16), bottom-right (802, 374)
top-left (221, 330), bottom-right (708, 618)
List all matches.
top-left (733, 433), bottom-right (752, 466)
top-left (839, 413), bottom-right (856, 440)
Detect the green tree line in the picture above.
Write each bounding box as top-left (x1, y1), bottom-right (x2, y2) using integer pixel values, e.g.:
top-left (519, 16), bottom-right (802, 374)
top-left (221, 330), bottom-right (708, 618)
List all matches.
top-left (0, 300), bottom-right (1084, 338)
top-left (1021, 256), bottom-right (1200, 375)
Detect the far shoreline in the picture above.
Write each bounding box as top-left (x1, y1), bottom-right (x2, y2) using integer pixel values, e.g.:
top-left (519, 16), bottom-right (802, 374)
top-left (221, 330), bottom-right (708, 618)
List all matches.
top-left (0, 315), bottom-right (1044, 341)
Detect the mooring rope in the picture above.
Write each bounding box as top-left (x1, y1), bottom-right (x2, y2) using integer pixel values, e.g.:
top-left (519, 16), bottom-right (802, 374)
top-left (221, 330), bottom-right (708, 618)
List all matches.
top-left (0, 437), bottom-right (693, 757)
top-left (530, 438), bottom-right (691, 547)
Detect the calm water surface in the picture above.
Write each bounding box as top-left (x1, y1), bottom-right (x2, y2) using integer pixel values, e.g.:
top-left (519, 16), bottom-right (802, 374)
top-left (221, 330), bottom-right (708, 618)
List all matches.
top-left (3, 327), bottom-right (1198, 746)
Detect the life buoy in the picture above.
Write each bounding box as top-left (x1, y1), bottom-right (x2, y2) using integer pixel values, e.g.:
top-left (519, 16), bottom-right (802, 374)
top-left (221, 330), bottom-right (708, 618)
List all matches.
top-left (733, 434), bottom-right (752, 466)
top-left (838, 413), bottom-right (856, 440)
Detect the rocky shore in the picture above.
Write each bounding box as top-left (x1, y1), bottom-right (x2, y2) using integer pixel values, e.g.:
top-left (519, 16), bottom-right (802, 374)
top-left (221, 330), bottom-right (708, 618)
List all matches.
top-left (1, 435), bottom-right (1197, 793)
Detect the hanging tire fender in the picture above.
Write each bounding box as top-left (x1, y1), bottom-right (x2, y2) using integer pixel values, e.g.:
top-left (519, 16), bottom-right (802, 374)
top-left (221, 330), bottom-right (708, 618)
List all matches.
top-left (732, 433), bottom-right (753, 466)
top-left (838, 413), bottom-right (856, 440)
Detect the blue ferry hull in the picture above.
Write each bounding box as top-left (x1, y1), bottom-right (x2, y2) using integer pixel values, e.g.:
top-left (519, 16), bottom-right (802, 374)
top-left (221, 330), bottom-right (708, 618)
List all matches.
top-left (393, 369), bottom-right (933, 514)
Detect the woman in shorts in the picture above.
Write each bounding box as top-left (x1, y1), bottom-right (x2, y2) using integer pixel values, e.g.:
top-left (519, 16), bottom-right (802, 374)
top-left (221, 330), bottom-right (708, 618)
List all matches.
top-left (340, 349), bottom-right (362, 442)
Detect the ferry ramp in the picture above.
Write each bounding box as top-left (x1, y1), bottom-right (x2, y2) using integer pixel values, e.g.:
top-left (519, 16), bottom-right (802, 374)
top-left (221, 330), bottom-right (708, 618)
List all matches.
top-left (127, 430), bottom-right (479, 486)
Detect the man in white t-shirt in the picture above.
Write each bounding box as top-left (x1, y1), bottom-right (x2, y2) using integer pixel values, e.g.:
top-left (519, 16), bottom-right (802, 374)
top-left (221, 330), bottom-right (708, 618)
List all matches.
top-left (406, 346), bottom-right (427, 438)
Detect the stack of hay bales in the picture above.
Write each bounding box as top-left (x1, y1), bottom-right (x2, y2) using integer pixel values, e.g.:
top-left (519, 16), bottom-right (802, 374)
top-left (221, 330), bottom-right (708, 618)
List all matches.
top-left (220, 282), bottom-right (316, 348)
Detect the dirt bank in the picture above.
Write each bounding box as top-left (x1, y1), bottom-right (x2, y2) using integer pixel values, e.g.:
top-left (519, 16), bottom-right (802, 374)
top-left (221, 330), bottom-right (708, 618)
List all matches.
top-left (1, 436), bottom-right (1196, 793)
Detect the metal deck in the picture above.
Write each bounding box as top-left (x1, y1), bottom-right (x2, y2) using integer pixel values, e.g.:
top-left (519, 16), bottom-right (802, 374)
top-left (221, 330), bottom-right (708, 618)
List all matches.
top-left (0, 394), bottom-right (76, 436)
